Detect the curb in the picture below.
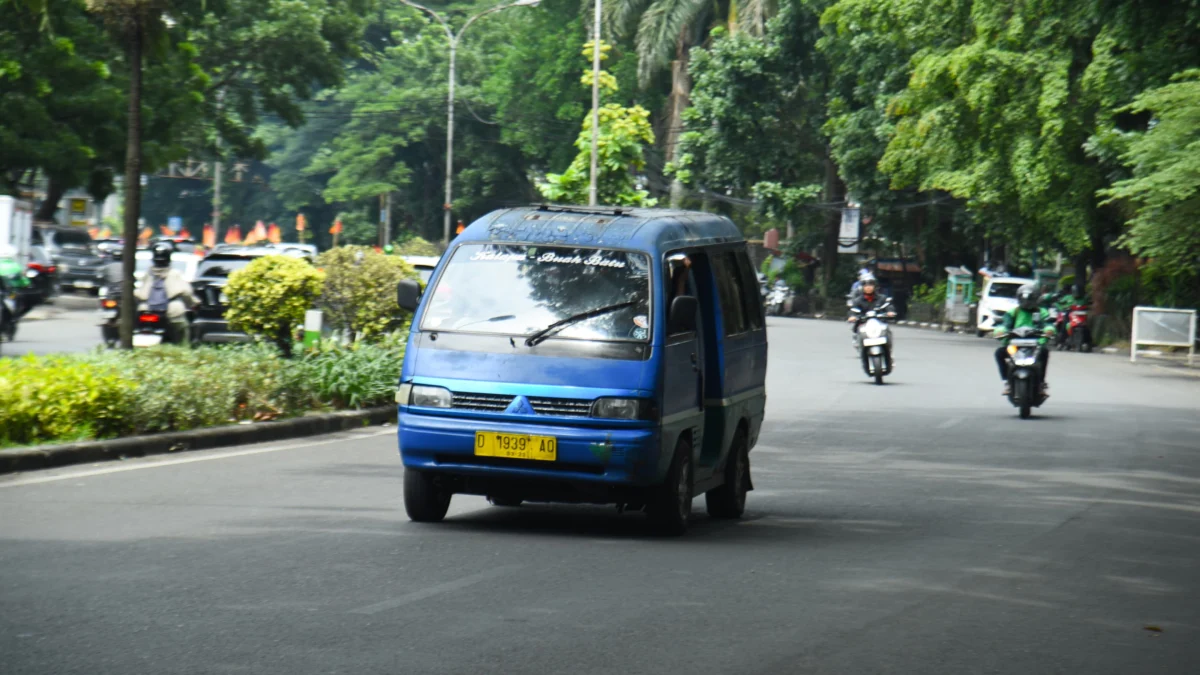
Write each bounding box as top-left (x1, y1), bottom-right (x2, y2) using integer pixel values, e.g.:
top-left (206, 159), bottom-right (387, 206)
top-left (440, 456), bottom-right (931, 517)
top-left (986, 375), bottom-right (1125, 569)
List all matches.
top-left (0, 406), bottom-right (395, 475)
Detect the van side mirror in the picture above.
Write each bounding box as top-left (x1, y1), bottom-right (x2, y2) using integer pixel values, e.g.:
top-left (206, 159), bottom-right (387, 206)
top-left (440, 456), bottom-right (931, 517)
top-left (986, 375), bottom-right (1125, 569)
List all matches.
top-left (669, 295), bottom-right (698, 334)
top-left (396, 278), bottom-right (422, 312)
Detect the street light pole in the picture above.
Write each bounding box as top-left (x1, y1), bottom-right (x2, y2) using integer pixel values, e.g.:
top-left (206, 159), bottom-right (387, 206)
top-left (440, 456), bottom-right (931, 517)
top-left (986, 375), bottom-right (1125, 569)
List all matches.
top-left (588, 0), bottom-right (601, 207)
top-left (399, 0), bottom-right (540, 246)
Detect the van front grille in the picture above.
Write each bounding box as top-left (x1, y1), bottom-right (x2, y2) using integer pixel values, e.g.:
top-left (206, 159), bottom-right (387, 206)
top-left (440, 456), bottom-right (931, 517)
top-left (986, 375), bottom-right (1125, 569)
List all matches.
top-left (528, 397), bottom-right (593, 418)
top-left (451, 392), bottom-right (513, 412)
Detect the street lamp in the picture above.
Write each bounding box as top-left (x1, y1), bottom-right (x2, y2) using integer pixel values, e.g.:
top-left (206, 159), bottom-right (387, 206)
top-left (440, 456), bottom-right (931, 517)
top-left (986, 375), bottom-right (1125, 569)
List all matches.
top-left (399, 0), bottom-right (541, 246)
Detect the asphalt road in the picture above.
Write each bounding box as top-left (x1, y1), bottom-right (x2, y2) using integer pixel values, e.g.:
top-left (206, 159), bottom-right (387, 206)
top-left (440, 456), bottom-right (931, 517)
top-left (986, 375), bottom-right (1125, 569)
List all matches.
top-left (4, 294), bottom-right (103, 356)
top-left (2, 318), bottom-right (1199, 674)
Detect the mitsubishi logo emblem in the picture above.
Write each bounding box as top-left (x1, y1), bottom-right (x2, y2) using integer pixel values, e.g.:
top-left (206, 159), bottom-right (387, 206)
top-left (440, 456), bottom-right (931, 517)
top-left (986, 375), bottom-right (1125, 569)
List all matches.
top-left (505, 396), bottom-right (535, 415)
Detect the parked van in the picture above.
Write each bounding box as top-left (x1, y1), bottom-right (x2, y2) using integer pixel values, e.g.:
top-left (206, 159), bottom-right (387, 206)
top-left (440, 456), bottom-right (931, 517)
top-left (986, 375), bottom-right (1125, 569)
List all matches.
top-left (394, 205), bottom-right (768, 534)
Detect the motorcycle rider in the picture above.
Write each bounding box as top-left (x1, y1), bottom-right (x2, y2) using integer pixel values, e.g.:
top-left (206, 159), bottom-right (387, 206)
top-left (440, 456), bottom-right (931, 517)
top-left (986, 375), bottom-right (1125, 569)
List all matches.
top-left (847, 276), bottom-right (895, 328)
top-left (134, 242), bottom-right (197, 344)
top-left (994, 283), bottom-right (1055, 397)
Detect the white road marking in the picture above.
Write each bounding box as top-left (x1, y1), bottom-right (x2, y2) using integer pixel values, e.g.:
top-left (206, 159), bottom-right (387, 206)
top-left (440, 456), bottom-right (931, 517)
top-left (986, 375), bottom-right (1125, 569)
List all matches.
top-left (0, 428), bottom-right (394, 489)
top-left (937, 417), bottom-right (963, 430)
top-left (348, 565), bottom-right (523, 615)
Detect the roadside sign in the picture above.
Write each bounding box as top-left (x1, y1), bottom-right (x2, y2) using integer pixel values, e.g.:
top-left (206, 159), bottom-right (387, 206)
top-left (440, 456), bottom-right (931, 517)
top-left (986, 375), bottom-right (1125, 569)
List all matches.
top-left (168, 216), bottom-right (183, 233)
top-left (837, 208), bottom-right (860, 254)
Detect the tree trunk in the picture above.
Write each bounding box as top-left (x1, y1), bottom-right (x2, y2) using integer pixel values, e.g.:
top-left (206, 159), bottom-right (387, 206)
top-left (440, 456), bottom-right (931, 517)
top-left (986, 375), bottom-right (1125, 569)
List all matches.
top-left (119, 15), bottom-right (143, 350)
top-left (666, 31), bottom-right (691, 209)
top-left (35, 176), bottom-right (67, 222)
top-left (821, 154), bottom-right (845, 291)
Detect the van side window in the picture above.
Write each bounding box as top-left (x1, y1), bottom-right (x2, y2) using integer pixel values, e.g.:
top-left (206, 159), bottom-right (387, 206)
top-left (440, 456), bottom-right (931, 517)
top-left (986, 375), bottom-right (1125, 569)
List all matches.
top-left (666, 255), bottom-right (695, 337)
top-left (713, 252), bottom-right (748, 336)
top-left (735, 251), bottom-right (765, 330)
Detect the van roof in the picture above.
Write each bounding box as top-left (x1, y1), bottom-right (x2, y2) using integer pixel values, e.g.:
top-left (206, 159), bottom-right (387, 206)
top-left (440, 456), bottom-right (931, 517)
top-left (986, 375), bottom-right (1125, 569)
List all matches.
top-left (458, 205), bottom-right (744, 252)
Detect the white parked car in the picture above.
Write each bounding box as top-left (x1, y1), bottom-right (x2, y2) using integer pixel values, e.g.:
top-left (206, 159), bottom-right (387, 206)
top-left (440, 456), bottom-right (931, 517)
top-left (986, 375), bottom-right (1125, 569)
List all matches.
top-left (976, 276), bottom-right (1034, 337)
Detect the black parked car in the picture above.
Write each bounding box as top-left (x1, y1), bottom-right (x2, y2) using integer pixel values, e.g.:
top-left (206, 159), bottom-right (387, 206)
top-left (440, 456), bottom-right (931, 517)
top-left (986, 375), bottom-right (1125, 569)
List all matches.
top-left (25, 245), bottom-right (61, 304)
top-left (33, 226), bottom-right (105, 294)
top-left (191, 247), bottom-right (291, 344)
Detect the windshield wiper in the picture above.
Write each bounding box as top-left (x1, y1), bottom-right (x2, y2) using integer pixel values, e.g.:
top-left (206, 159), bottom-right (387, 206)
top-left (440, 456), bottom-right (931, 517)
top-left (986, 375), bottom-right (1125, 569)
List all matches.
top-left (524, 301), bottom-right (639, 347)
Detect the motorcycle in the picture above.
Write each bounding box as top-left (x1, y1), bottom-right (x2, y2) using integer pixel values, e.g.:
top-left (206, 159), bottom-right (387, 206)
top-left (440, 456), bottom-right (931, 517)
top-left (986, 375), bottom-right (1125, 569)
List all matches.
top-left (98, 285), bottom-right (120, 348)
top-left (133, 309), bottom-right (171, 347)
top-left (1002, 326), bottom-right (1048, 419)
top-left (853, 308), bottom-right (894, 384)
top-left (1, 286), bottom-right (18, 343)
top-left (1061, 304), bottom-right (1092, 353)
top-left (765, 281), bottom-right (789, 316)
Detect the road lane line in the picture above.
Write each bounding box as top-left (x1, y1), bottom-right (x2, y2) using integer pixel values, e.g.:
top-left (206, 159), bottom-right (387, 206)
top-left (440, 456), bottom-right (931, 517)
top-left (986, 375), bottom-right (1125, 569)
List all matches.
top-left (348, 565), bottom-right (523, 615)
top-left (937, 417), bottom-right (963, 429)
top-left (0, 428), bottom-right (394, 489)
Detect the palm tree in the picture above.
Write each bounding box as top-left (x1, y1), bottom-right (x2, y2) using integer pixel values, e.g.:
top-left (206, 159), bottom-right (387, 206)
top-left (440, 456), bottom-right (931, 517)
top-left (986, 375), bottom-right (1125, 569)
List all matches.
top-left (606, 0), bottom-right (775, 207)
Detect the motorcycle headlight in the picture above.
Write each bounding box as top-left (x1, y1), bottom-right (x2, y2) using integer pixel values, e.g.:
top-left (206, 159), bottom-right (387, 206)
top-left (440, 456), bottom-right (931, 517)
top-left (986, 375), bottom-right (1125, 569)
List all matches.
top-left (591, 397), bottom-right (657, 421)
top-left (863, 321), bottom-right (885, 339)
top-left (1007, 345), bottom-right (1018, 355)
top-left (408, 385), bottom-right (452, 408)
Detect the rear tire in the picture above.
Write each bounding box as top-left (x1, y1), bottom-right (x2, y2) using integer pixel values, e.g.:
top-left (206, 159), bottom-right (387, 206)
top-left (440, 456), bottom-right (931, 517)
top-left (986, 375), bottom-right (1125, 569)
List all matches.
top-left (403, 468), bottom-right (451, 522)
top-left (648, 436), bottom-right (693, 536)
top-left (706, 431), bottom-right (749, 519)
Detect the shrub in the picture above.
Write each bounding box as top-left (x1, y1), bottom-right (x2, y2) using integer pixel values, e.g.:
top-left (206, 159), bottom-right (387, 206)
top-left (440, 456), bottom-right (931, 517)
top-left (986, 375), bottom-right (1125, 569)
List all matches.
top-left (393, 235), bottom-right (441, 257)
top-left (0, 356), bottom-right (136, 445)
top-left (225, 256), bottom-right (325, 357)
top-left (317, 246), bottom-right (418, 341)
top-left (293, 336), bottom-right (406, 409)
top-left (77, 344), bottom-right (313, 434)
top-left (911, 281), bottom-right (947, 306)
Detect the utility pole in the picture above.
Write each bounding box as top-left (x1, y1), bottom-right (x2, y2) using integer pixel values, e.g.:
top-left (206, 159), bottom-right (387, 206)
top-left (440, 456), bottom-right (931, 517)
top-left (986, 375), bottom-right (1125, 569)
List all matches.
top-left (588, 0), bottom-right (601, 206)
top-left (399, 0), bottom-right (541, 246)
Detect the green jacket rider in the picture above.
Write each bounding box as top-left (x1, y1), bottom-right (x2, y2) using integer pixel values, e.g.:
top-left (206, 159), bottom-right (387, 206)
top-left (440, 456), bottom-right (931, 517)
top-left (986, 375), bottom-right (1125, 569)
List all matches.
top-left (993, 283), bottom-right (1055, 395)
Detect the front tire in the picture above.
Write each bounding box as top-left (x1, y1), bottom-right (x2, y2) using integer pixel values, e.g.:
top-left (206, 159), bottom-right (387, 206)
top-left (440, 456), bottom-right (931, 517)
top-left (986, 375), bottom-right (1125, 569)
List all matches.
top-left (403, 468), bottom-right (452, 522)
top-left (1016, 379), bottom-right (1032, 419)
top-left (648, 436), bottom-right (693, 536)
top-left (871, 354), bottom-right (884, 384)
top-left (706, 431), bottom-right (749, 519)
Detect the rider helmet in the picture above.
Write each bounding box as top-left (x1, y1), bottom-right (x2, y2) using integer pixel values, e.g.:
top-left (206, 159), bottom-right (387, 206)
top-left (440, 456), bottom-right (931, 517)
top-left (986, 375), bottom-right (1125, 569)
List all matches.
top-left (151, 241), bottom-right (173, 268)
top-left (1017, 283), bottom-right (1040, 312)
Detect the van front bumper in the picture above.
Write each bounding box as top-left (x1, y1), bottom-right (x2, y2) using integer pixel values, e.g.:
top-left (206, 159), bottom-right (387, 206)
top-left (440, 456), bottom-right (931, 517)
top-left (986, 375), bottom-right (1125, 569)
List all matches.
top-left (397, 410), bottom-right (664, 489)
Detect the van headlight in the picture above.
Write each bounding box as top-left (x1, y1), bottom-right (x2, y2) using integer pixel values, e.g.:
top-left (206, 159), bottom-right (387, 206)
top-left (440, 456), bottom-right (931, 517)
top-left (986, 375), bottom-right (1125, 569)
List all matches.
top-left (407, 385), bottom-right (452, 408)
top-left (591, 398), bottom-right (657, 421)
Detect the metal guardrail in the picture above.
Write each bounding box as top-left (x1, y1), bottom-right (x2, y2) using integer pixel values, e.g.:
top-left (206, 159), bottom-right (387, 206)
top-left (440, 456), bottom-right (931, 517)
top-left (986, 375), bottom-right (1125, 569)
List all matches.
top-left (1131, 307), bottom-right (1196, 366)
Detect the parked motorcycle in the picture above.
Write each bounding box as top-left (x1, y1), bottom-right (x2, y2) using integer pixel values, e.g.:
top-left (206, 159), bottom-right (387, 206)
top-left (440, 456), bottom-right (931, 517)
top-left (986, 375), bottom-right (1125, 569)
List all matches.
top-left (0, 282), bottom-right (18, 343)
top-left (1002, 326), bottom-right (1048, 419)
top-left (765, 281), bottom-right (790, 316)
top-left (853, 308), bottom-right (894, 384)
top-left (1061, 304), bottom-right (1092, 353)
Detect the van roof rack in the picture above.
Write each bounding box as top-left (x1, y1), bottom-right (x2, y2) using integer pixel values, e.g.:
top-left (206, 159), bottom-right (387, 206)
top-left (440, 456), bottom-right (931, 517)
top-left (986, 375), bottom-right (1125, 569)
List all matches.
top-left (532, 203), bottom-right (630, 217)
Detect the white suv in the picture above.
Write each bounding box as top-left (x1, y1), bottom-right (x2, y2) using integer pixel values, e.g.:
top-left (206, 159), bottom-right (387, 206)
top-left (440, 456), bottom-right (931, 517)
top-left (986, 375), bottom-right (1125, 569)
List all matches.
top-left (976, 276), bottom-right (1034, 337)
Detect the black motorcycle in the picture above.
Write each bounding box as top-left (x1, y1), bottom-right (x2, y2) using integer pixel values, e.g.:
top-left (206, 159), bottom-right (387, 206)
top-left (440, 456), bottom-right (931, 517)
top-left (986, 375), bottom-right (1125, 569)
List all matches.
top-left (1002, 326), bottom-right (1048, 419)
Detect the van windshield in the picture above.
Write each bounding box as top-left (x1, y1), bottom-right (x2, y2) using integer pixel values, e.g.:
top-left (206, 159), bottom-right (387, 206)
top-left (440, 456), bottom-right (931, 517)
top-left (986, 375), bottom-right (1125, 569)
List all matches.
top-left (422, 244), bottom-right (652, 342)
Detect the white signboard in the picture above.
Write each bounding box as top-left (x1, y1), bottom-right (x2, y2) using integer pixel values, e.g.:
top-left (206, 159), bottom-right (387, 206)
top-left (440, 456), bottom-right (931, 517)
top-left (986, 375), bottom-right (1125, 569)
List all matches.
top-left (1132, 307), bottom-right (1196, 366)
top-left (838, 208), bottom-right (860, 254)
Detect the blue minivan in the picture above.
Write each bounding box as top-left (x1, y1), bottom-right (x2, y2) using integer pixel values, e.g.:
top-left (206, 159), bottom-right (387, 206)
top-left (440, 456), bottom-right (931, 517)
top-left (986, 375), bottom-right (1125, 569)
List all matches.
top-left (394, 205), bottom-right (767, 534)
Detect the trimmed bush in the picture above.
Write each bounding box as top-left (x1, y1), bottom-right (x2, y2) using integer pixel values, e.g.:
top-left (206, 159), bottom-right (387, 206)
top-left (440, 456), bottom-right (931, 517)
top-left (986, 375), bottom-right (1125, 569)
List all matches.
top-left (317, 246), bottom-right (418, 341)
top-left (0, 356), bottom-right (136, 445)
top-left (226, 255), bottom-right (326, 357)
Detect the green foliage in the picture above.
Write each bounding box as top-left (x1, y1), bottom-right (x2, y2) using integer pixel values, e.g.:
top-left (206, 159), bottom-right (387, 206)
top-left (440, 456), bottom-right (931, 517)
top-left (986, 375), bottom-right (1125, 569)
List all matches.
top-left (0, 355), bottom-right (135, 445)
top-left (392, 235), bottom-right (441, 257)
top-left (1100, 70), bottom-right (1200, 270)
top-left (316, 246), bottom-right (417, 341)
top-left (293, 336), bottom-right (406, 409)
top-left (910, 281), bottom-right (947, 307)
top-left (225, 255), bottom-right (325, 354)
top-left (537, 41), bottom-right (656, 206)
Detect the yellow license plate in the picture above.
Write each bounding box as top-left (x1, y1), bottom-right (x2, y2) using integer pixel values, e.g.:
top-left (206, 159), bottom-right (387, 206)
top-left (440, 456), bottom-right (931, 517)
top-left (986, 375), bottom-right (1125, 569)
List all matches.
top-left (474, 431), bottom-right (557, 461)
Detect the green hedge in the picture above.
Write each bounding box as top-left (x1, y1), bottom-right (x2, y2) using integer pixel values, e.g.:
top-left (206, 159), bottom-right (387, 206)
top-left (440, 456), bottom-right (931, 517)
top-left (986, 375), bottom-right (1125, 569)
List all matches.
top-left (0, 338), bottom-right (406, 449)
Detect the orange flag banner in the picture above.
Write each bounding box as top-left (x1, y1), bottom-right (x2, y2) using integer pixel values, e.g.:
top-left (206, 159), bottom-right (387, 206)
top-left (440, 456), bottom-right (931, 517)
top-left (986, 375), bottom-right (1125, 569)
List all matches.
top-left (179, 227), bottom-right (191, 239)
top-left (267, 223), bottom-right (282, 243)
top-left (224, 225), bottom-right (242, 244)
top-left (250, 220), bottom-right (268, 244)
top-left (160, 225), bottom-right (172, 236)
top-left (139, 227), bottom-right (154, 244)
top-left (296, 214), bottom-right (307, 232)
top-left (88, 226), bottom-right (100, 239)
top-left (330, 219), bottom-right (343, 234)
top-left (98, 227), bottom-right (112, 239)
top-left (202, 224), bottom-right (216, 248)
